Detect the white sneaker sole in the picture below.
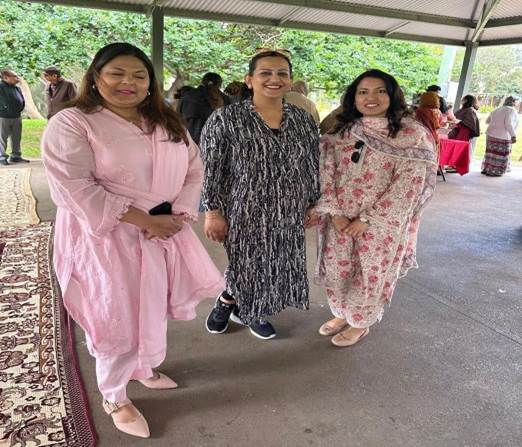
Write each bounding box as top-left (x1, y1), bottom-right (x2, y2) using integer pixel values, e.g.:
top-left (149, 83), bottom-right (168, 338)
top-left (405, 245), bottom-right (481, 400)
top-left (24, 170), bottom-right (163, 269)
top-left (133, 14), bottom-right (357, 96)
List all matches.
top-left (249, 328), bottom-right (276, 340)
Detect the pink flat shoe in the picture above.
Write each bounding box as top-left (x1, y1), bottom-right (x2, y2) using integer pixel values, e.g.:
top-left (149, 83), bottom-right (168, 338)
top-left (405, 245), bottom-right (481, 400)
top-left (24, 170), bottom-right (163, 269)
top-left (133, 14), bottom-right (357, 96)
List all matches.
top-left (138, 371), bottom-right (178, 389)
top-left (102, 399), bottom-right (150, 438)
top-left (331, 327), bottom-right (370, 347)
top-left (318, 319), bottom-right (348, 336)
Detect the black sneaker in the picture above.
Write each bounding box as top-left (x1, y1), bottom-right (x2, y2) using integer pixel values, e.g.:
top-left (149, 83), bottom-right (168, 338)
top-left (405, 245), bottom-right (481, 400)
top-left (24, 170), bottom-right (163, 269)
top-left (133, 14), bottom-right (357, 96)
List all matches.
top-left (8, 156), bottom-right (30, 163)
top-left (248, 320), bottom-right (276, 340)
top-left (0, 158), bottom-right (9, 166)
top-left (205, 294), bottom-right (235, 334)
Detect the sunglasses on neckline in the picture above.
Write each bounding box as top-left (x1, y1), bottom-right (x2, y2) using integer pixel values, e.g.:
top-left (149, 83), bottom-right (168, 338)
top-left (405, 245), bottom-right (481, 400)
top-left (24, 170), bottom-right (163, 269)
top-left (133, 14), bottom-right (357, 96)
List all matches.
top-left (351, 140), bottom-right (365, 163)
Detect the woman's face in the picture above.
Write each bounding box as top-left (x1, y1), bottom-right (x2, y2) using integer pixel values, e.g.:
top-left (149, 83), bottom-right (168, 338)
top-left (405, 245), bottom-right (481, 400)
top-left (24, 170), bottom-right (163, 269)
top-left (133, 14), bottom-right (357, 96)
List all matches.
top-left (95, 55), bottom-right (150, 111)
top-left (246, 56), bottom-right (292, 100)
top-left (354, 77), bottom-right (390, 118)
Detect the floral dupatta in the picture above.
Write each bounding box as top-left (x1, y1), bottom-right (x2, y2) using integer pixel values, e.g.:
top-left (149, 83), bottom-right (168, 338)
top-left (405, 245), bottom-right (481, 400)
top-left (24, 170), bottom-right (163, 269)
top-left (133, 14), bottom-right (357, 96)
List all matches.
top-left (349, 117), bottom-right (438, 216)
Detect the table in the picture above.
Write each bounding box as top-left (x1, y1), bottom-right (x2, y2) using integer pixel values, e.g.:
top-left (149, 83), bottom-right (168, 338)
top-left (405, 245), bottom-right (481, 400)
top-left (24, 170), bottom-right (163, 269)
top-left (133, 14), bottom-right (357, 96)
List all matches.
top-left (438, 135), bottom-right (470, 175)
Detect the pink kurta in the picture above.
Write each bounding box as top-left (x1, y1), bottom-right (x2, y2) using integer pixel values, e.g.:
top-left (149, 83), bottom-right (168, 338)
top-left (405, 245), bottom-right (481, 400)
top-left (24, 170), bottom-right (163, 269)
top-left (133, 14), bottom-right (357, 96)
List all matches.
top-left (314, 117), bottom-right (437, 328)
top-left (42, 107), bottom-right (224, 364)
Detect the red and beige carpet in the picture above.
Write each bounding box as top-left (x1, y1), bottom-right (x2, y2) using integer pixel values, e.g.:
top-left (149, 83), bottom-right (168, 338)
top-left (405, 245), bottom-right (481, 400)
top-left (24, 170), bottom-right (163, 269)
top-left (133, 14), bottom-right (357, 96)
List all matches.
top-left (0, 168), bottom-right (95, 446)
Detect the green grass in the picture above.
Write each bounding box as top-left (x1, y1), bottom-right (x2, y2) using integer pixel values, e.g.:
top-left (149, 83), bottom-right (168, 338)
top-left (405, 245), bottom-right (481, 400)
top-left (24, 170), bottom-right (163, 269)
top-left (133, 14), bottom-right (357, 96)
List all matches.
top-left (21, 119), bottom-right (47, 158)
top-left (19, 116), bottom-right (522, 165)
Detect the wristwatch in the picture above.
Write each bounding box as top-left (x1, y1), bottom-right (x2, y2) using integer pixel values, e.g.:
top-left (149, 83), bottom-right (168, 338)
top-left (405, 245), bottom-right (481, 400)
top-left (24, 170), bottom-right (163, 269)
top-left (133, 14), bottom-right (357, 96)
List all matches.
top-left (359, 216), bottom-right (369, 224)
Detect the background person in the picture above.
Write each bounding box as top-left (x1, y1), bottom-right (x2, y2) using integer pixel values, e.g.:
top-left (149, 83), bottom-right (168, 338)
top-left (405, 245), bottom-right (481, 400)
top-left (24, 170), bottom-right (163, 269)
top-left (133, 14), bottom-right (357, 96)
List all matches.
top-left (449, 94), bottom-right (480, 164)
top-left (42, 66), bottom-right (78, 119)
top-left (0, 68), bottom-right (28, 165)
top-left (178, 72), bottom-right (230, 144)
top-left (284, 79), bottom-right (320, 124)
top-left (481, 95), bottom-right (520, 176)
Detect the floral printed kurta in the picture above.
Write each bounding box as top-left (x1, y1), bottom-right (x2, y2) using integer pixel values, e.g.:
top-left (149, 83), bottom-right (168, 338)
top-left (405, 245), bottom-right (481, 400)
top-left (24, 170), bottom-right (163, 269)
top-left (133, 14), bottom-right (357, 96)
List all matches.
top-left (314, 117), bottom-right (437, 328)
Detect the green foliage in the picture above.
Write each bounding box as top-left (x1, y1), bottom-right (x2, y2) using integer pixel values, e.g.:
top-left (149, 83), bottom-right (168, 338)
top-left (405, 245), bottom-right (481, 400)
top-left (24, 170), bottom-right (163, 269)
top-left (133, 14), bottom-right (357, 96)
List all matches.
top-left (451, 45), bottom-right (522, 95)
top-left (1, 0), bottom-right (441, 100)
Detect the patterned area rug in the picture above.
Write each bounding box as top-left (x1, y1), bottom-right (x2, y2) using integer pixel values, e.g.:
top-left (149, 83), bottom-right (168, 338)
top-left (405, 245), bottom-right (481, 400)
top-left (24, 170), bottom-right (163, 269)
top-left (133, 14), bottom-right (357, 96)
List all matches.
top-left (0, 169), bottom-right (40, 229)
top-left (0, 223), bottom-right (96, 447)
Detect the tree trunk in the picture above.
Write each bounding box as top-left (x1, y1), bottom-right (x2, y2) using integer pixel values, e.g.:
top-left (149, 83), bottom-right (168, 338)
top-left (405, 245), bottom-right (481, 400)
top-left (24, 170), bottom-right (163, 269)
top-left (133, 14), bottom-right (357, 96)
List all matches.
top-left (18, 78), bottom-right (44, 120)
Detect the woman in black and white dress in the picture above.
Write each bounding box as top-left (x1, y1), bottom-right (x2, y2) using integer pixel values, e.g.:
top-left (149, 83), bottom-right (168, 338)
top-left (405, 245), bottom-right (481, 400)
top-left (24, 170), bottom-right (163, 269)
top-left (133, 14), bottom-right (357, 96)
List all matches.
top-left (200, 49), bottom-right (320, 339)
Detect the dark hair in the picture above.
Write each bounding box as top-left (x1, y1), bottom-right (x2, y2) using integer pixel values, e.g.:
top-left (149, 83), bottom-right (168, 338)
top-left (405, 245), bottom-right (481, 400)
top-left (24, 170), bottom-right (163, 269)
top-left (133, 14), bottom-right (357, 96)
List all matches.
top-left (43, 66), bottom-right (61, 76)
top-left (331, 69), bottom-right (408, 138)
top-left (247, 51), bottom-right (292, 77)
top-left (503, 95), bottom-right (519, 107)
top-left (224, 80), bottom-right (243, 96)
top-left (461, 94), bottom-right (477, 109)
top-left (73, 42), bottom-right (187, 144)
top-left (201, 72), bottom-right (224, 109)
top-left (427, 85), bottom-right (441, 92)
top-left (0, 68), bottom-right (15, 78)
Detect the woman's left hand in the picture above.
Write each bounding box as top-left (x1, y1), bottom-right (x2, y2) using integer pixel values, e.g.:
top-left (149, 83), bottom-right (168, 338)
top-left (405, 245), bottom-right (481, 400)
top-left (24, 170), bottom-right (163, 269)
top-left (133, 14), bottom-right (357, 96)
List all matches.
top-left (343, 218), bottom-right (369, 237)
top-left (305, 209), bottom-right (320, 228)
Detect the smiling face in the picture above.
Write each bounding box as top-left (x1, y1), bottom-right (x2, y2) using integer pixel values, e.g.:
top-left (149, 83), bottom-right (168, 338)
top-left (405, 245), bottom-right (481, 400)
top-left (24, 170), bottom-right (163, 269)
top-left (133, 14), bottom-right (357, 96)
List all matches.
top-left (95, 55), bottom-right (150, 112)
top-left (354, 77), bottom-right (390, 118)
top-left (246, 56), bottom-right (292, 100)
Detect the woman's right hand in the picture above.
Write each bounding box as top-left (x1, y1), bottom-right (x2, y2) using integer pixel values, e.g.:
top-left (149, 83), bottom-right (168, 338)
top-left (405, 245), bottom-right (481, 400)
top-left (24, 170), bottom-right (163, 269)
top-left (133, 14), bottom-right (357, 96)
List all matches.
top-left (144, 215), bottom-right (184, 240)
top-left (204, 213), bottom-right (228, 242)
top-left (331, 215), bottom-right (351, 233)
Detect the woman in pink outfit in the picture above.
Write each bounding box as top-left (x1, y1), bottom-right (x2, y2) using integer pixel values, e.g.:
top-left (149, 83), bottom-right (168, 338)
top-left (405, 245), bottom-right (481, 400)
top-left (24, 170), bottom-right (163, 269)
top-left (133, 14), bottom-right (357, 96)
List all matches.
top-left (41, 43), bottom-right (223, 438)
top-left (311, 69), bottom-right (437, 347)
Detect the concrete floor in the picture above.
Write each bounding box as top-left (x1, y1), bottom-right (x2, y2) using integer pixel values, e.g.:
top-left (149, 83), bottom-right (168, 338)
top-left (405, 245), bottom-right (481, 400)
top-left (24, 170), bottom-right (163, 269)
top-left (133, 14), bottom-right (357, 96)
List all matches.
top-left (22, 160), bottom-right (522, 447)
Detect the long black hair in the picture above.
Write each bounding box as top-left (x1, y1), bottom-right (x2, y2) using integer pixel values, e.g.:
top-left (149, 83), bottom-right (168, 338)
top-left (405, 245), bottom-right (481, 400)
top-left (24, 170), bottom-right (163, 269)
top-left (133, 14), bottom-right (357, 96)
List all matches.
top-left (331, 69), bottom-right (408, 138)
top-left (74, 42), bottom-right (187, 144)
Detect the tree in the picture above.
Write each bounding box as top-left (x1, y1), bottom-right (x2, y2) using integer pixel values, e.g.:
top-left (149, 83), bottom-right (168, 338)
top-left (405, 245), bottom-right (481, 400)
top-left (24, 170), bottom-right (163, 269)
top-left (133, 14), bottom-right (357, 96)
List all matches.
top-left (451, 45), bottom-right (522, 95)
top-left (1, 0), bottom-right (442, 113)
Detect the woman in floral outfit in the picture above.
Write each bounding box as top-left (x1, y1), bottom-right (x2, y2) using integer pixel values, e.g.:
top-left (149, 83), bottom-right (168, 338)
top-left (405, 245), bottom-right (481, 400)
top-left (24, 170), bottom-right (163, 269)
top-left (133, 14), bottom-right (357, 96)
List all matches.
top-left (312, 69), bottom-right (437, 347)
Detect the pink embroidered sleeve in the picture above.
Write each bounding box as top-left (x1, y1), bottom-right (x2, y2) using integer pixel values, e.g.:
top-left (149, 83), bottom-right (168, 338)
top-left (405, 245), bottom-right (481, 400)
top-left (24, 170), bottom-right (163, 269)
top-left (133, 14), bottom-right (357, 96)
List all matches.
top-left (41, 111), bottom-right (133, 237)
top-left (171, 133), bottom-right (203, 221)
top-left (360, 159), bottom-right (427, 231)
top-left (314, 135), bottom-right (344, 216)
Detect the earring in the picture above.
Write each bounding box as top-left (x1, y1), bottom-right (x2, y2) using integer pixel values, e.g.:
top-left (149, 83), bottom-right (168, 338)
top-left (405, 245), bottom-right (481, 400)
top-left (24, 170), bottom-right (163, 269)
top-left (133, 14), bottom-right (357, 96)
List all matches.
top-left (92, 84), bottom-right (97, 90)
top-left (147, 91), bottom-right (151, 96)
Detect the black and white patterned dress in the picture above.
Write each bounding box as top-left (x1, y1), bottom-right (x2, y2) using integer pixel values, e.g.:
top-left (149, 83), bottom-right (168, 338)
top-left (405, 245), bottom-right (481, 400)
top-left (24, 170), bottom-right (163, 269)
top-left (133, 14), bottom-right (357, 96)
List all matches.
top-left (200, 100), bottom-right (320, 323)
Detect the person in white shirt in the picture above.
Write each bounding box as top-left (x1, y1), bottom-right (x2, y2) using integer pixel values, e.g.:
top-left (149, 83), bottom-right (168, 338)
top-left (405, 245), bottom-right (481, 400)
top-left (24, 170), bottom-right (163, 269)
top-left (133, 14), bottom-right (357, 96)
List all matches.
top-left (481, 96), bottom-right (520, 176)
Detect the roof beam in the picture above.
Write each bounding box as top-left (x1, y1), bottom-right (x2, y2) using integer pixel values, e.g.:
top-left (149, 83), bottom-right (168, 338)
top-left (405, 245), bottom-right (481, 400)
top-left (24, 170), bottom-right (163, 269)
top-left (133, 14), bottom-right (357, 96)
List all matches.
top-left (247, 0), bottom-right (475, 28)
top-left (384, 21), bottom-right (411, 37)
top-left (480, 36), bottom-right (522, 46)
top-left (278, 7), bottom-right (301, 25)
top-left (471, 0), bottom-right (502, 42)
top-left (485, 16), bottom-right (522, 28)
top-left (145, 5), bottom-right (469, 47)
top-left (162, 6), bottom-right (466, 46)
top-left (22, 0), bottom-right (149, 14)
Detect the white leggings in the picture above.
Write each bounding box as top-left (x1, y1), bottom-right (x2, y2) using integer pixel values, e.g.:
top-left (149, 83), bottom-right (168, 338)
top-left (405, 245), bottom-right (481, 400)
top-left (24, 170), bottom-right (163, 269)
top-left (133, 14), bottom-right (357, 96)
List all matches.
top-left (85, 335), bottom-right (154, 403)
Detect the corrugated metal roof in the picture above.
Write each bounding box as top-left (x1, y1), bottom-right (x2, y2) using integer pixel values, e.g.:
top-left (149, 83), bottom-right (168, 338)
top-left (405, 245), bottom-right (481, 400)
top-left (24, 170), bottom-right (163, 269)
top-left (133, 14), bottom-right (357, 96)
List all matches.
top-left (21, 0), bottom-right (522, 46)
